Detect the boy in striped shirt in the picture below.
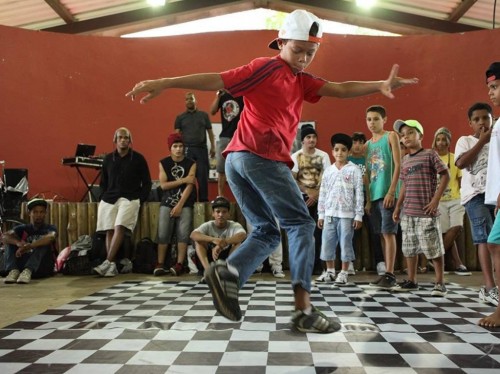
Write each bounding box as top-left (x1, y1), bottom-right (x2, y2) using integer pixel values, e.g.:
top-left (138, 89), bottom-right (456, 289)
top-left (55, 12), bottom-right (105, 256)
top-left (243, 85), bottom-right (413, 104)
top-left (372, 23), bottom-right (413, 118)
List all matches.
top-left (392, 120), bottom-right (450, 296)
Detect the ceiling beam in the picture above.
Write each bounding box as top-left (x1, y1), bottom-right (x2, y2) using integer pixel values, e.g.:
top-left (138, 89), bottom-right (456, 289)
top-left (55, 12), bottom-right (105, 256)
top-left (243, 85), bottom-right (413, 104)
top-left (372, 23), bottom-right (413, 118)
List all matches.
top-left (448, 0), bottom-right (478, 22)
top-left (44, 0), bottom-right (76, 24)
top-left (41, 0), bottom-right (484, 35)
top-left (280, 0), bottom-right (483, 33)
top-left (42, 0), bottom-right (244, 34)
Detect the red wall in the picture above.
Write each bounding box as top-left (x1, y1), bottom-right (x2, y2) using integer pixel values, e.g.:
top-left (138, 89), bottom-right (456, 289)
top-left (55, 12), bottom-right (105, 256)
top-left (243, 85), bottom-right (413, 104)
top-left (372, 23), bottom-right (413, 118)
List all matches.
top-left (0, 25), bottom-right (499, 202)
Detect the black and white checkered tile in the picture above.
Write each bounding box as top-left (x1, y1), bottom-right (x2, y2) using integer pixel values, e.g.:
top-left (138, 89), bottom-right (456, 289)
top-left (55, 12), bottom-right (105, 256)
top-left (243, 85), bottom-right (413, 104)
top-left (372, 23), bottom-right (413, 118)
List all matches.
top-left (0, 281), bottom-right (499, 373)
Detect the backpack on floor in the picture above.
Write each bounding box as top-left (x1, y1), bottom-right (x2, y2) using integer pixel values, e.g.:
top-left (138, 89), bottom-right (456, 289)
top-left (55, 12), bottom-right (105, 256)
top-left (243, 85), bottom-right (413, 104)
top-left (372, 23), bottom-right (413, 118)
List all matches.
top-left (133, 237), bottom-right (157, 274)
top-left (62, 235), bottom-right (93, 275)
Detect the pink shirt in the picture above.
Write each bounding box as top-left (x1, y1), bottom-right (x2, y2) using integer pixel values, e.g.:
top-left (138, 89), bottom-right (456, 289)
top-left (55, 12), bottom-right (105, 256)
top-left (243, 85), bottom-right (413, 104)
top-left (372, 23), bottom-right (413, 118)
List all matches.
top-left (221, 56), bottom-right (325, 167)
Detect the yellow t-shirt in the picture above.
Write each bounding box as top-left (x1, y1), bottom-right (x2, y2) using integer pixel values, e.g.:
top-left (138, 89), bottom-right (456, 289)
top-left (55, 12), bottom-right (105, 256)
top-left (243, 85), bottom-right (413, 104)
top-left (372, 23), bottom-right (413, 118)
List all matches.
top-left (439, 152), bottom-right (461, 201)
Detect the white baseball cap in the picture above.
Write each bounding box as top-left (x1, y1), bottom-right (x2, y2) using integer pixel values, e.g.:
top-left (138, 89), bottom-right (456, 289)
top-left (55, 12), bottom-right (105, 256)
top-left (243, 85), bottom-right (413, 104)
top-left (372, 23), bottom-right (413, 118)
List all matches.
top-left (268, 9), bottom-right (323, 50)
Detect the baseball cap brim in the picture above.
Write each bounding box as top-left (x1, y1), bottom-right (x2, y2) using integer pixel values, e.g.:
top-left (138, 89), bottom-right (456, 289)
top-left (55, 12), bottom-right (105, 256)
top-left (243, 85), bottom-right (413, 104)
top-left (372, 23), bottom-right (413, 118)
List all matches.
top-left (394, 119), bottom-right (424, 134)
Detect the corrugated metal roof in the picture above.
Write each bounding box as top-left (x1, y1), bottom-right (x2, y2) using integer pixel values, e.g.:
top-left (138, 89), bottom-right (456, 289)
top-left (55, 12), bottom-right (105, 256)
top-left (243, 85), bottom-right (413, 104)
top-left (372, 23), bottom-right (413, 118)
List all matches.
top-left (0, 0), bottom-right (498, 35)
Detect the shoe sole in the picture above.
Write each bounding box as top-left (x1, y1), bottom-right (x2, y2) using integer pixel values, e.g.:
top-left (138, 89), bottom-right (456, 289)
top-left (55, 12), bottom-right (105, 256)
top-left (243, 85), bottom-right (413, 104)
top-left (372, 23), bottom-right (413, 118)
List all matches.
top-left (204, 262), bottom-right (241, 321)
top-left (154, 269), bottom-right (166, 276)
top-left (455, 272), bottom-right (472, 276)
top-left (431, 291), bottom-right (448, 297)
top-left (392, 287), bottom-right (418, 292)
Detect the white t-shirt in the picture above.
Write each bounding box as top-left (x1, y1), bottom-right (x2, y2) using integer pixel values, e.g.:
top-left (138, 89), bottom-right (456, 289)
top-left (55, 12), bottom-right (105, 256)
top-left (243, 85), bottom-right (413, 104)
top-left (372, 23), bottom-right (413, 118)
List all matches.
top-left (485, 118), bottom-right (500, 205)
top-left (455, 135), bottom-right (490, 205)
top-left (193, 220), bottom-right (245, 239)
top-left (291, 148), bottom-right (331, 189)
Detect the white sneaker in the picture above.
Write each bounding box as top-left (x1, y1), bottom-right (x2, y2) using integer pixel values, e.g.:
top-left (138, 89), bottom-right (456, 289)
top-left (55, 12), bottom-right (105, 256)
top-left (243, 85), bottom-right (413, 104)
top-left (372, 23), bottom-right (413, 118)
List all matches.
top-left (17, 268), bottom-right (32, 284)
top-left (4, 269), bottom-right (20, 284)
top-left (334, 271), bottom-right (348, 285)
top-left (479, 285), bottom-right (487, 303)
top-left (485, 287), bottom-right (499, 306)
top-left (93, 259), bottom-right (111, 276)
top-left (119, 258), bottom-right (133, 274)
top-left (316, 270), bottom-right (335, 283)
top-left (104, 262), bottom-right (118, 277)
top-left (272, 266), bottom-right (285, 278)
top-left (347, 262), bottom-right (356, 275)
top-left (376, 262), bottom-right (386, 276)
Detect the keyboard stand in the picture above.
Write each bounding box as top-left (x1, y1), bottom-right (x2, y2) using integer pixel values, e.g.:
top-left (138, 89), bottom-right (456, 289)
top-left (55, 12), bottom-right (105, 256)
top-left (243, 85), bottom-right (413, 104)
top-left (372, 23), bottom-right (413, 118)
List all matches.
top-left (72, 165), bottom-right (102, 202)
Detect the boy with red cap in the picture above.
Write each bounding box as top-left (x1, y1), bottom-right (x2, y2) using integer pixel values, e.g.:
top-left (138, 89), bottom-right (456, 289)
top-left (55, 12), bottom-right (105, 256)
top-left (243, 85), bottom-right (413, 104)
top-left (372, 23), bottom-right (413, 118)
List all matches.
top-left (154, 133), bottom-right (197, 276)
top-left (127, 9), bottom-right (418, 333)
top-left (478, 62), bottom-right (500, 327)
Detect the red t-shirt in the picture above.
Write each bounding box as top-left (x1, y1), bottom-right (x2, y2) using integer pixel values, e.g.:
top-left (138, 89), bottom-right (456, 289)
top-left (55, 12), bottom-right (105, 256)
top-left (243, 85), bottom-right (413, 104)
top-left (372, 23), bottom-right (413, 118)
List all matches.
top-left (221, 56), bottom-right (325, 167)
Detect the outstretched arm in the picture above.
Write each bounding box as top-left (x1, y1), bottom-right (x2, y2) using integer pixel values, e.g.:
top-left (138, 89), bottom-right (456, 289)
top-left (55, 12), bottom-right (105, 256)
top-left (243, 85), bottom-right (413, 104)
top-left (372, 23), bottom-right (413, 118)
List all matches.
top-left (317, 64), bottom-right (418, 99)
top-left (126, 73), bottom-right (224, 104)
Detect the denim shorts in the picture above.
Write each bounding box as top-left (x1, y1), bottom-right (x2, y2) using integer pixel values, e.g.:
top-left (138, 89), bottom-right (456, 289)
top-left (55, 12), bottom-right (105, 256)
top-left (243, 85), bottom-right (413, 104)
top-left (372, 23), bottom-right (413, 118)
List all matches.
top-left (320, 217), bottom-right (355, 263)
top-left (369, 199), bottom-right (398, 235)
top-left (464, 193), bottom-right (495, 244)
top-left (157, 206), bottom-right (193, 244)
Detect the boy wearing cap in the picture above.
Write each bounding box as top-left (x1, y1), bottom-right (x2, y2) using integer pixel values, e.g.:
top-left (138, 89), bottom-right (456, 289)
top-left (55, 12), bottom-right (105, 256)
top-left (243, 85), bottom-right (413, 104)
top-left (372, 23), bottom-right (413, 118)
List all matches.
top-left (154, 133), bottom-right (197, 276)
top-left (2, 198), bottom-right (57, 284)
top-left (191, 196), bottom-right (246, 281)
top-left (317, 133), bottom-right (363, 286)
top-left (478, 62), bottom-right (500, 327)
top-left (392, 120), bottom-right (449, 296)
top-left (432, 127), bottom-right (470, 275)
top-left (455, 102), bottom-right (497, 306)
top-left (127, 9), bottom-right (417, 333)
top-left (292, 123), bottom-right (331, 277)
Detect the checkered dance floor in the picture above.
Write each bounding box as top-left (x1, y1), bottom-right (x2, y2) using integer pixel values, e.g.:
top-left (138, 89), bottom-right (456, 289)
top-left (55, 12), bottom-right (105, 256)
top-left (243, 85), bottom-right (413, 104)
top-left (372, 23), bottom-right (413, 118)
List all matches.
top-left (0, 280), bottom-right (499, 373)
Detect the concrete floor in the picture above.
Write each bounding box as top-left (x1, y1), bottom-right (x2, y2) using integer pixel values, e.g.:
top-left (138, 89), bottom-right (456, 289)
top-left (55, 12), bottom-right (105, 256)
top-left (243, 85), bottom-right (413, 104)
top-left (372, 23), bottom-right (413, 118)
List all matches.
top-left (0, 269), bottom-right (485, 329)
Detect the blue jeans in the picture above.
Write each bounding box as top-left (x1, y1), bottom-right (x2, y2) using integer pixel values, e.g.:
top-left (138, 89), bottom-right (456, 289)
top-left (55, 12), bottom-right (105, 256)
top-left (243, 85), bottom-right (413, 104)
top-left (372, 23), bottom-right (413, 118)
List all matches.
top-left (321, 217), bottom-right (355, 262)
top-left (4, 244), bottom-right (50, 273)
top-left (464, 193), bottom-right (495, 244)
top-left (225, 152), bottom-right (316, 292)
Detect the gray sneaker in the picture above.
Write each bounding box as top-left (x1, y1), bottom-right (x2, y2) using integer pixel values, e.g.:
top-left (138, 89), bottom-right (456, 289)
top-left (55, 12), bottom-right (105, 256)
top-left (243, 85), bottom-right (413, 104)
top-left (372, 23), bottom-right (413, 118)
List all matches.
top-left (454, 265), bottom-right (471, 276)
top-left (431, 283), bottom-right (448, 297)
top-left (371, 273), bottom-right (396, 290)
top-left (334, 272), bottom-right (348, 286)
top-left (204, 260), bottom-right (241, 321)
top-left (376, 262), bottom-right (386, 276)
top-left (392, 279), bottom-right (419, 292)
top-left (272, 265), bottom-right (285, 278)
top-left (4, 269), bottom-right (20, 284)
top-left (93, 259), bottom-right (111, 276)
top-left (16, 268), bottom-right (32, 284)
top-left (103, 262), bottom-right (118, 277)
top-left (316, 270), bottom-right (336, 283)
top-left (291, 305), bottom-right (341, 334)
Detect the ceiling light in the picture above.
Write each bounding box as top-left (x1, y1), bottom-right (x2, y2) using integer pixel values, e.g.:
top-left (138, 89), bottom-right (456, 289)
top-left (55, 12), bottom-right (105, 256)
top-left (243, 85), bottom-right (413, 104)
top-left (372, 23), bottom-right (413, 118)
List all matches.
top-left (356, 0), bottom-right (377, 9)
top-left (147, 0), bottom-right (166, 6)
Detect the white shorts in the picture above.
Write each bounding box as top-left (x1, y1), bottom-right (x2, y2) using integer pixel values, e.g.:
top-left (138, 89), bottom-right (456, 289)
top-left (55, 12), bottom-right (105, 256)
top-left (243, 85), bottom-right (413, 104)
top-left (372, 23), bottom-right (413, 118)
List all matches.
top-left (96, 198), bottom-right (140, 232)
top-left (438, 199), bottom-right (465, 233)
